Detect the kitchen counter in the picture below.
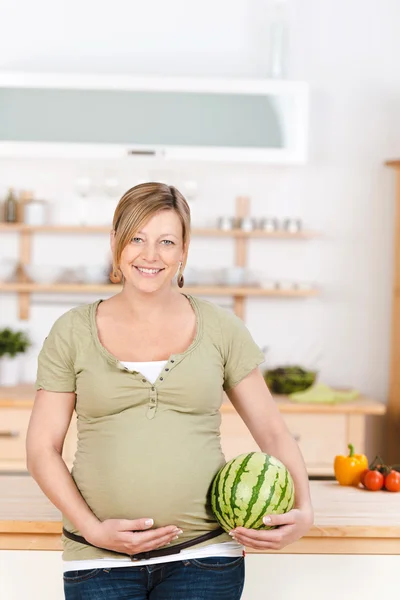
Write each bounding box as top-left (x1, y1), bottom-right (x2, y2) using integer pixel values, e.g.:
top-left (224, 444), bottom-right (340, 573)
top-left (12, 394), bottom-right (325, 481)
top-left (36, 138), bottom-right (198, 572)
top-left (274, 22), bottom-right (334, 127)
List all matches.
top-left (0, 383), bottom-right (387, 414)
top-left (1, 476), bottom-right (399, 555)
top-left (0, 384), bottom-right (387, 476)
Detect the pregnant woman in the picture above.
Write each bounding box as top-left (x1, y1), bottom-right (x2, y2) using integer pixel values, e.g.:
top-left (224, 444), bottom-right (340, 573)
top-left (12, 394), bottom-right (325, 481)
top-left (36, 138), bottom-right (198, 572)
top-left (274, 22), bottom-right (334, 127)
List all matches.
top-left (26, 183), bottom-right (313, 600)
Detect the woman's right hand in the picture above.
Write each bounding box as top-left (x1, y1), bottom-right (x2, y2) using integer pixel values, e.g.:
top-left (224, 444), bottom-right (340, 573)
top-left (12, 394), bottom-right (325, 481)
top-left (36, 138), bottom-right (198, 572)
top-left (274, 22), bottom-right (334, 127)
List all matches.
top-left (84, 518), bottom-right (182, 556)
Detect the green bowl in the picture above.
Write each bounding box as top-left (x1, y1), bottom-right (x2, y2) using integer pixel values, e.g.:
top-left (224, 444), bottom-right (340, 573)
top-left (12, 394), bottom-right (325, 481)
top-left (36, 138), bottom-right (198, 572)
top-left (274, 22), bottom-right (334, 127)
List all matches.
top-left (264, 366), bottom-right (317, 395)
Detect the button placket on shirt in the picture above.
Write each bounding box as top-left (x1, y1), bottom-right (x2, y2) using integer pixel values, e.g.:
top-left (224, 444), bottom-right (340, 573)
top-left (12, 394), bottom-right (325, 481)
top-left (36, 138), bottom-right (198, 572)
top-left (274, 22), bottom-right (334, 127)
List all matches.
top-left (145, 357), bottom-right (180, 420)
top-left (146, 385), bottom-right (158, 420)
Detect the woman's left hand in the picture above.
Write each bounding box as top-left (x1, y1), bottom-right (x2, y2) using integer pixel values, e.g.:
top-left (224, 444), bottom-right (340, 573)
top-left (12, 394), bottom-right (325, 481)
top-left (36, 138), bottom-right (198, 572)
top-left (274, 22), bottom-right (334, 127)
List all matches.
top-left (229, 507), bottom-right (314, 551)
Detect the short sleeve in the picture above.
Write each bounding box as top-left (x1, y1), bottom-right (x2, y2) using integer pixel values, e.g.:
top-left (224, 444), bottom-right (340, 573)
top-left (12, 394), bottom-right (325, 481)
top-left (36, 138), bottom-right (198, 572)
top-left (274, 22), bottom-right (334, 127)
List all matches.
top-left (35, 311), bottom-right (76, 393)
top-left (220, 310), bottom-right (265, 392)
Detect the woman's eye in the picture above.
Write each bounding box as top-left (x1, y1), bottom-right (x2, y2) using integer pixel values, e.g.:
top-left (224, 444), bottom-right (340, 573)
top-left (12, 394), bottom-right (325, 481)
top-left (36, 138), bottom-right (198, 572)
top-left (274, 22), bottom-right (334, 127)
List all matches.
top-left (131, 237), bottom-right (143, 243)
top-left (161, 240), bottom-right (174, 245)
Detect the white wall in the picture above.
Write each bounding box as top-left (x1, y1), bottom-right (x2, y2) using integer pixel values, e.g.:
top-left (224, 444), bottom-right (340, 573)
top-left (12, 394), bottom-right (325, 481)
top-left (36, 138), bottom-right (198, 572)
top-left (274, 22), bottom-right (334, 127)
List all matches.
top-left (1, 551), bottom-right (400, 600)
top-left (1, 0), bottom-right (400, 429)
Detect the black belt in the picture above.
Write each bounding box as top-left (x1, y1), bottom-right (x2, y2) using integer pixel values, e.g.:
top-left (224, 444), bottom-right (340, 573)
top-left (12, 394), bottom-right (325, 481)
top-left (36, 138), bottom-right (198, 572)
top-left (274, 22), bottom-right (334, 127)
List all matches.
top-left (62, 526), bottom-right (225, 561)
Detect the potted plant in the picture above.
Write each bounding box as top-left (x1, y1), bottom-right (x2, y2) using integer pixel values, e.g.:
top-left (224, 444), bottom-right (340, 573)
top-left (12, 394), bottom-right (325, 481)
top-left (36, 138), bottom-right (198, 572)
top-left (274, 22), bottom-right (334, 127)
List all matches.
top-left (0, 328), bottom-right (31, 386)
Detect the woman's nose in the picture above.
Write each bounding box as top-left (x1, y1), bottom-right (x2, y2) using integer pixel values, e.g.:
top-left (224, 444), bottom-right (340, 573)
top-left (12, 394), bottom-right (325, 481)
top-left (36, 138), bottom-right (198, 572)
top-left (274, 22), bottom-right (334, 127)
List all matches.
top-left (141, 243), bottom-right (159, 262)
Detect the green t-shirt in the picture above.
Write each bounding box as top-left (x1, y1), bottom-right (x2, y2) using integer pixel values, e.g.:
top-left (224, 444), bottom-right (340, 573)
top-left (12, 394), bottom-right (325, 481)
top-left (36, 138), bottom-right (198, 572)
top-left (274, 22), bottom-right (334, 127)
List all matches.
top-left (36, 294), bottom-right (265, 561)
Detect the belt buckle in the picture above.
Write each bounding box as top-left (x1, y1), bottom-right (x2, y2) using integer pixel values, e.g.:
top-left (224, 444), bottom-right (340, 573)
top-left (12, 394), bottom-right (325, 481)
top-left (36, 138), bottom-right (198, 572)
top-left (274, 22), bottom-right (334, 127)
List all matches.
top-left (130, 553), bottom-right (149, 561)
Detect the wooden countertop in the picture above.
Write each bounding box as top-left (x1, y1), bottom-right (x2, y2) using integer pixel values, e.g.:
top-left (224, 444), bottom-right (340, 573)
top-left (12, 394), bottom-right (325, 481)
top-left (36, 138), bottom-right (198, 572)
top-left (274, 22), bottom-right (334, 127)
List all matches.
top-left (0, 384), bottom-right (387, 415)
top-left (1, 476), bottom-right (399, 555)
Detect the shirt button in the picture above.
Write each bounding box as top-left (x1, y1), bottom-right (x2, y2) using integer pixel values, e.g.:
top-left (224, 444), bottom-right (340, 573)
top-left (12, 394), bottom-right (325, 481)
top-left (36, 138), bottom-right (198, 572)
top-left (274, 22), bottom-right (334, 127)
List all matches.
top-left (150, 399), bottom-right (156, 404)
top-left (151, 386), bottom-right (155, 391)
top-left (160, 377), bottom-right (164, 381)
top-left (171, 360), bottom-right (175, 364)
top-left (165, 368), bottom-right (169, 372)
top-left (142, 379), bottom-right (146, 383)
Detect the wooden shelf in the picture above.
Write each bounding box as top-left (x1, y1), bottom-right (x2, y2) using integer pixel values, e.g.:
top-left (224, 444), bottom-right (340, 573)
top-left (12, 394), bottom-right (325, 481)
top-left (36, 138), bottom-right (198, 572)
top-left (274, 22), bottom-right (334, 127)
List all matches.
top-left (0, 283), bottom-right (319, 297)
top-left (0, 223), bottom-right (316, 239)
top-left (0, 196), bottom-right (319, 320)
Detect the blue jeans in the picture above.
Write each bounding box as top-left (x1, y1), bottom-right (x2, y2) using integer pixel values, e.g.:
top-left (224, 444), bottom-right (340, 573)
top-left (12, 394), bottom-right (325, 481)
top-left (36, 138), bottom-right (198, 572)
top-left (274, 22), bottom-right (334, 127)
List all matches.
top-left (63, 557), bottom-right (245, 599)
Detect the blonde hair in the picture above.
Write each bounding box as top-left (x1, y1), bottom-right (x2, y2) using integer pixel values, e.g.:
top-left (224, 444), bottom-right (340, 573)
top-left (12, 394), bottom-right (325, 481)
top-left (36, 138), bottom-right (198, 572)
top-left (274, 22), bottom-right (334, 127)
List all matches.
top-left (112, 182), bottom-right (191, 277)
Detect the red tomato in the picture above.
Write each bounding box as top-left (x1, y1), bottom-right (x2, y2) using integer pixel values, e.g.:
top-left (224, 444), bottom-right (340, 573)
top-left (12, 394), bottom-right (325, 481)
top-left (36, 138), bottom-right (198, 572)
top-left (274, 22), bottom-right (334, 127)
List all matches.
top-left (384, 470), bottom-right (400, 492)
top-left (363, 469), bottom-right (384, 491)
top-left (360, 469), bottom-right (368, 486)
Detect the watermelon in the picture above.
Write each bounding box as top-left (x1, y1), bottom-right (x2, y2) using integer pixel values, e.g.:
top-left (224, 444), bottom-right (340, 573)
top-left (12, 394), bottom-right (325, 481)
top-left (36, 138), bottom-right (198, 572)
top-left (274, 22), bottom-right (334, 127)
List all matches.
top-left (210, 452), bottom-right (295, 531)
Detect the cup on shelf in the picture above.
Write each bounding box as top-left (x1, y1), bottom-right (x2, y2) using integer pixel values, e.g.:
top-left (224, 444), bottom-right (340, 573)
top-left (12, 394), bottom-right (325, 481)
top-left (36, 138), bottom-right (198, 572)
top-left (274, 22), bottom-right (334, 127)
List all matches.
top-left (283, 218), bottom-right (302, 233)
top-left (238, 217), bottom-right (256, 232)
top-left (259, 217), bottom-right (279, 232)
top-left (24, 199), bottom-right (49, 226)
top-left (217, 216), bottom-right (236, 231)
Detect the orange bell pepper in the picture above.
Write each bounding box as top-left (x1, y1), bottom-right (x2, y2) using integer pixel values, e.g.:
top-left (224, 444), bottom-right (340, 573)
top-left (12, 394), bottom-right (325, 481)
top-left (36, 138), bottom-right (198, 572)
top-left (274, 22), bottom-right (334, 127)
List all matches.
top-left (334, 443), bottom-right (368, 486)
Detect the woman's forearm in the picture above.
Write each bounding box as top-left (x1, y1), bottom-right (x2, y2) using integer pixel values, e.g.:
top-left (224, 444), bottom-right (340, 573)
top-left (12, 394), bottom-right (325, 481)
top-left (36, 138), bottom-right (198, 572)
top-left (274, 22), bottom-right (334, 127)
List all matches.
top-left (27, 448), bottom-right (100, 537)
top-left (259, 431), bottom-right (313, 514)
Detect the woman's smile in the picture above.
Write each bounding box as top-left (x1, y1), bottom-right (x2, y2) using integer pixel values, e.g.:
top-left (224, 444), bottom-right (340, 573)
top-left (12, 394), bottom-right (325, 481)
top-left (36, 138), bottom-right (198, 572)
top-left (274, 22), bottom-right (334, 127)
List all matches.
top-left (134, 266), bottom-right (165, 277)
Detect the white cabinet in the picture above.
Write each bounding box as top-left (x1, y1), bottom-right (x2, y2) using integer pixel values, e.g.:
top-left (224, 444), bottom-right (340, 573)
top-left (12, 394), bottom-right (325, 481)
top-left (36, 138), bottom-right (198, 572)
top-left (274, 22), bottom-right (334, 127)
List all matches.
top-left (0, 72), bottom-right (309, 164)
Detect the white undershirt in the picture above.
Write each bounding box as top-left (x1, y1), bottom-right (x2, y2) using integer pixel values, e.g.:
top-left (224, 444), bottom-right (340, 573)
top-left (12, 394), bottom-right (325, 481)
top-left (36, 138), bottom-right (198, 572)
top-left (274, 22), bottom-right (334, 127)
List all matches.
top-left (120, 359), bottom-right (168, 382)
top-left (63, 360), bottom-right (243, 571)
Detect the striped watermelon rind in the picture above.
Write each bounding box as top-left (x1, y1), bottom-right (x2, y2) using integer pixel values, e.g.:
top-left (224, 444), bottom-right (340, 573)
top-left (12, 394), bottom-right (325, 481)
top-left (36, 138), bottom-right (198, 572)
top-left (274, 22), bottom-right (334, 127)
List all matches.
top-left (210, 452), bottom-right (295, 531)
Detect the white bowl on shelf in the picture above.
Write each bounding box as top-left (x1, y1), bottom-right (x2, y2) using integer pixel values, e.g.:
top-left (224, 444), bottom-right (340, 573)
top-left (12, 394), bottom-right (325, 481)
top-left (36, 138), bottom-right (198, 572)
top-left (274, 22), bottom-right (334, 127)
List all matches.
top-left (220, 267), bottom-right (260, 287)
top-left (221, 267), bottom-right (246, 286)
top-left (24, 265), bottom-right (62, 284)
top-left (0, 262), bottom-right (17, 282)
top-left (81, 265), bottom-right (109, 284)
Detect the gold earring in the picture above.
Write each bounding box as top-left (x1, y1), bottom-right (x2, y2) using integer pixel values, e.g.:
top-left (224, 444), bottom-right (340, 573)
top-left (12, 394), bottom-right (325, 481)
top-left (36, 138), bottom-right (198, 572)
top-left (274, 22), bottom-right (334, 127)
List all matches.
top-left (177, 261), bottom-right (184, 288)
top-left (110, 267), bottom-right (122, 284)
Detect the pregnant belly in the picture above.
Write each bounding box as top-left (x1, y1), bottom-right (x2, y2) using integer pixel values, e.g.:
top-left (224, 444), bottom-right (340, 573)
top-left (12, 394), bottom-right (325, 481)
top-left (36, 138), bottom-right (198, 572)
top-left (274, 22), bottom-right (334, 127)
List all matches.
top-left (71, 430), bottom-right (225, 536)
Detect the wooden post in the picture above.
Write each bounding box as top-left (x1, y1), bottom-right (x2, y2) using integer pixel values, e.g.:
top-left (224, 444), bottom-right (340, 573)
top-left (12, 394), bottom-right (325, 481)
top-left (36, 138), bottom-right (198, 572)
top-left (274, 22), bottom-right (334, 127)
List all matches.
top-left (386, 162), bottom-right (400, 463)
top-left (18, 231), bottom-right (31, 320)
top-left (234, 196), bottom-right (250, 320)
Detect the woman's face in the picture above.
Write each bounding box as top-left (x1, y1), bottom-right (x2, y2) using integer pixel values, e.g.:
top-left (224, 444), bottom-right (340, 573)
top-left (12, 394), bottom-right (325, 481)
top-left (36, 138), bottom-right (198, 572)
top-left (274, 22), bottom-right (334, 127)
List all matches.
top-left (116, 209), bottom-right (185, 293)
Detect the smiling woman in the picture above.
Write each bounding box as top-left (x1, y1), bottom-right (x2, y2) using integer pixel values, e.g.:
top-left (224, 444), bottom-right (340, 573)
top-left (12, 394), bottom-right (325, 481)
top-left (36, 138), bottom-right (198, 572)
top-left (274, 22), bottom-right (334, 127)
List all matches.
top-left (26, 181), bottom-right (313, 600)
top-left (110, 182), bottom-right (190, 291)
